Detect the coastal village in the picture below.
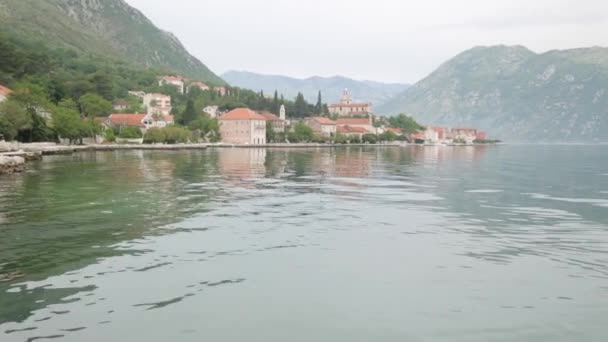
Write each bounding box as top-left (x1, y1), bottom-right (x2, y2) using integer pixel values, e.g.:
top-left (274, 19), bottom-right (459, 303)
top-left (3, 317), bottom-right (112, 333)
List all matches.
top-left (0, 74), bottom-right (489, 156)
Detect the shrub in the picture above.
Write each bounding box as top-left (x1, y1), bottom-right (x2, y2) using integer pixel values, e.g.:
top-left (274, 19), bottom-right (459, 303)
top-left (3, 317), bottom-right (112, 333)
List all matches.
top-left (104, 128), bottom-right (116, 142)
top-left (118, 126), bottom-right (143, 139)
top-left (143, 127), bottom-right (165, 144)
top-left (362, 133), bottom-right (378, 144)
top-left (163, 126), bottom-right (191, 144)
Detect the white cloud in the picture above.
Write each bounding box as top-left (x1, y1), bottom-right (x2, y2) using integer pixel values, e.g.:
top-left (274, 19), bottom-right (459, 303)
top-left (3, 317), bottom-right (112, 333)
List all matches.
top-left (125, 0), bottom-right (608, 83)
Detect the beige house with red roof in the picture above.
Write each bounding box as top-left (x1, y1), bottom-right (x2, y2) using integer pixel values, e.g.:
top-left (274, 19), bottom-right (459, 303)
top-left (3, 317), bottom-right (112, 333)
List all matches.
top-left (305, 117), bottom-right (337, 138)
top-left (0, 84), bottom-right (12, 103)
top-left (188, 82), bottom-right (210, 92)
top-left (337, 125), bottom-right (368, 140)
top-left (336, 117), bottom-right (374, 134)
top-left (158, 76), bottom-right (186, 94)
top-left (219, 108), bottom-right (267, 145)
top-left (328, 89), bottom-right (372, 117)
top-left (258, 111), bottom-right (286, 133)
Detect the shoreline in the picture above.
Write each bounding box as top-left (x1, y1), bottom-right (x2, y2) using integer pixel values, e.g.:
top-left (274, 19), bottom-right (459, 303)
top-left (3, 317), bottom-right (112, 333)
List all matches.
top-left (0, 142), bottom-right (497, 175)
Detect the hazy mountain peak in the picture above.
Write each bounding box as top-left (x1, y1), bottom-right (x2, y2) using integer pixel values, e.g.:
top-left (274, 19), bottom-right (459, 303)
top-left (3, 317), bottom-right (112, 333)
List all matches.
top-left (378, 45), bottom-right (608, 142)
top-left (222, 71), bottom-right (409, 105)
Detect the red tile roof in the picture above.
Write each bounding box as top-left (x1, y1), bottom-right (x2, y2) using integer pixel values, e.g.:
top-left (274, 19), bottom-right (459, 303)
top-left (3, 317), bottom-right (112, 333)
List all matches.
top-left (328, 103), bottom-right (370, 108)
top-left (159, 75), bottom-right (185, 82)
top-left (336, 118), bottom-right (371, 126)
top-left (386, 127), bottom-right (403, 135)
top-left (257, 111), bottom-right (282, 121)
top-left (308, 117), bottom-right (337, 125)
top-left (163, 115), bottom-right (175, 122)
top-left (108, 114), bottom-right (147, 127)
top-left (190, 82), bottom-right (209, 89)
top-left (0, 84), bottom-right (13, 97)
top-left (220, 108), bottom-right (266, 121)
top-left (337, 125), bottom-right (369, 134)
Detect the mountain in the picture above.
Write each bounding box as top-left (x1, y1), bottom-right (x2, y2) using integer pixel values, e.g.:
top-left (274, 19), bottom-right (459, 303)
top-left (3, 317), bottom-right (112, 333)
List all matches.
top-left (0, 0), bottom-right (224, 84)
top-left (378, 45), bottom-right (608, 142)
top-left (222, 71), bottom-right (408, 106)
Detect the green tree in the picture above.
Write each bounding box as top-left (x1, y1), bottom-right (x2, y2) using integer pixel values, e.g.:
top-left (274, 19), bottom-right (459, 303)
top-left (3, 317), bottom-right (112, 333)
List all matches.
top-left (53, 99), bottom-right (96, 144)
top-left (379, 130), bottom-right (397, 142)
top-left (91, 72), bottom-right (114, 100)
top-left (0, 100), bottom-right (31, 141)
top-left (294, 92), bottom-right (307, 118)
top-left (118, 126), bottom-right (143, 139)
top-left (189, 115), bottom-right (220, 142)
top-left (362, 133), bottom-right (378, 144)
top-left (143, 127), bottom-right (166, 144)
top-left (271, 90), bottom-right (279, 114)
top-left (315, 91), bottom-right (323, 114)
top-left (104, 128), bottom-right (116, 142)
top-left (388, 114), bottom-right (424, 134)
top-left (288, 122), bottom-right (314, 142)
top-left (266, 121), bottom-right (276, 143)
top-left (79, 93), bottom-right (112, 116)
top-left (181, 99), bottom-right (198, 125)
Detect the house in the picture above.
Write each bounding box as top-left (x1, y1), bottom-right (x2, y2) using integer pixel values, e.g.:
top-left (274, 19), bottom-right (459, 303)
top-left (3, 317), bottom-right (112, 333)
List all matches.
top-left (336, 117), bottom-right (374, 134)
top-left (143, 93), bottom-right (172, 116)
top-left (214, 86), bottom-right (227, 96)
top-left (328, 89), bottom-right (372, 117)
top-left (219, 108), bottom-right (267, 145)
top-left (452, 127), bottom-right (478, 143)
top-left (426, 126), bottom-right (448, 142)
top-left (112, 100), bottom-right (130, 112)
top-left (203, 105), bottom-right (220, 118)
top-left (305, 117), bottom-right (337, 138)
top-left (258, 111), bottom-right (286, 133)
top-left (107, 113), bottom-right (175, 131)
top-left (128, 90), bottom-right (146, 98)
top-left (0, 84), bottom-right (13, 103)
top-left (158, 76), bottom-right (186, 94)
top-left (189, 81), bottom-right (210, 92)
top-left (337, 125), bottom-right (368, 140)
top-left (476, 131), bottom-right (487, 141)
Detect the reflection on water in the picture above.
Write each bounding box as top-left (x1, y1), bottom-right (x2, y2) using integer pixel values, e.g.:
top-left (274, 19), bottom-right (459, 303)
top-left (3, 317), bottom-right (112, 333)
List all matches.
top-left (0, 146), bottom-right (607, 342)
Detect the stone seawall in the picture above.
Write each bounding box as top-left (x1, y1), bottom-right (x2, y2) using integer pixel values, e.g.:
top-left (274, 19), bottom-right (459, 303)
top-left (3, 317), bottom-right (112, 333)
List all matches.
top-left (0, 156), bottom-right (25, 175)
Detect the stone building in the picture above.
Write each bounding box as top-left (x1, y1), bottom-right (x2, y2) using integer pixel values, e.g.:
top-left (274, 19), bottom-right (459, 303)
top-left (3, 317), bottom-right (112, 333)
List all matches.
top-left (219, 108), bottom-right (267, 145)
top-left (328, 89), bottom-right (372, 117)
top-left (305, 117), bottom-right (337, 138)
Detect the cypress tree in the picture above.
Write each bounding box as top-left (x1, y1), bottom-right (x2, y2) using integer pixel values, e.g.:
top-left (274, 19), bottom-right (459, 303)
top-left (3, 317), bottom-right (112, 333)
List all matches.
top-left (182, 99), bottom-right (198, 125)
top-left (315, 90), bottom-right (323, 115)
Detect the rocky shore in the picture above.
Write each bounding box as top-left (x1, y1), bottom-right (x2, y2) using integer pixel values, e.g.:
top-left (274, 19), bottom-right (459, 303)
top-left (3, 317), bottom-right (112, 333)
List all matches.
top-left (0, 155), bottom-right (26, 175)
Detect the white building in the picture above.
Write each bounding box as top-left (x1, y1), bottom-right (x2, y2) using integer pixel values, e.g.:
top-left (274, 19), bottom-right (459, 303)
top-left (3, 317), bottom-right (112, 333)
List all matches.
top-left (203, 105), bottom-right (219, 118)
top-left (143, 93), bottom-right (172, 116)
top-left (107, 113), bottom-right (175, 131)
top-left (158, 76), bottom-right (186, 94)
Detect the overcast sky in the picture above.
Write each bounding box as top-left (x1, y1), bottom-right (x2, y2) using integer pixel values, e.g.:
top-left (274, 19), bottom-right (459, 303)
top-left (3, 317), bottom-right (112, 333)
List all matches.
top-left (125, 0), bottom-right (608, 83)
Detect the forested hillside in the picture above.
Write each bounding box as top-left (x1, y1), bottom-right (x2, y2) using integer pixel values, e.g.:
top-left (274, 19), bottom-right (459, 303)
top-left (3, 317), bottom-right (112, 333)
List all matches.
top-left (0, 0), bottom-right (224, 84)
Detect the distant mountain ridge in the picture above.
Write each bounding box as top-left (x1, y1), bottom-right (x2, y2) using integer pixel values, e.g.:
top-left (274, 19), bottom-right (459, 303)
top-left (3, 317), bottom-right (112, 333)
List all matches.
top-left (378, 45), bottom-right (608, 142)
top-left (222, 71), bottom-right (408, 105)
top-left (0, 0), bottom-right (224, 84)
